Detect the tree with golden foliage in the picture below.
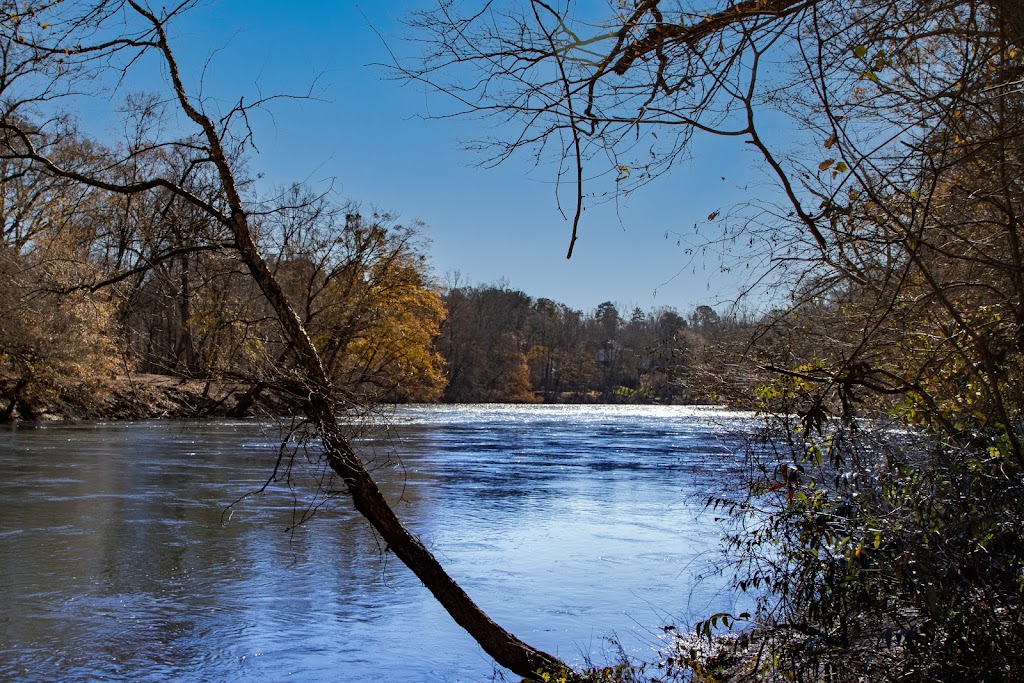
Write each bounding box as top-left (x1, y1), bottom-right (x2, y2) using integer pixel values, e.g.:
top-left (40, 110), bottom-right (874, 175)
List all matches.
top-left (0, 154), bottom-right (119, 419)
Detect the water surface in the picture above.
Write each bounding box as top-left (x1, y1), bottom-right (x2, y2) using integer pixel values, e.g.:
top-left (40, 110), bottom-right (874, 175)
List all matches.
top-left (0, 404), bottom-right (751, 682)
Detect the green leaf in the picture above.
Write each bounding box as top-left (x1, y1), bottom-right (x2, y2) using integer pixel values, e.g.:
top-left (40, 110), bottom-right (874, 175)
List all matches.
top-left (853, 45), bottom-right (867, 58)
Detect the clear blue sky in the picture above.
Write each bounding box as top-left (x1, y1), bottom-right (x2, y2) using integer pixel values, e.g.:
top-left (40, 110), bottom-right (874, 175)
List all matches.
top-left (158, 1), bottom-right (769, 315)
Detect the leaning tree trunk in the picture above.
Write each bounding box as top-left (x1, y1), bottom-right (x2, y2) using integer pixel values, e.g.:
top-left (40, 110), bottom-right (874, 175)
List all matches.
top-left (137, 7), bottom-right (569, 678)
top-left (227, 210), bottom-right (566, 680)
top-left (6, 2), bottom-right (572, 675)
top-left (226, 213), bottom-right (565, 678)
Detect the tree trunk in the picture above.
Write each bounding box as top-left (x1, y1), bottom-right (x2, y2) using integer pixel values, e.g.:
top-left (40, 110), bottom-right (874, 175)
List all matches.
top-left (225, 382), bottom-right (264, 418)
top-left (318, 414), bottom-right (565, 677)
top-left (191, 92), bottom-right (567, 683)
top-left (222, 206), bottom-right (566, 679)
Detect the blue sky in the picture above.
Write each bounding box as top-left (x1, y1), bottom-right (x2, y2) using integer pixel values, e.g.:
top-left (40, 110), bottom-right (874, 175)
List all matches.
top-left (156, 1), bottom-right (769, 315)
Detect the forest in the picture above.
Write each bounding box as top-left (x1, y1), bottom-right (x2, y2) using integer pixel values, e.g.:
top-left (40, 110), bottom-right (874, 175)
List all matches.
top-left (2, 0), bottom-right (1024, 681)
top-left (0, 200), bottom-right (760, 419)
top-left (0, 136), bottom-right (757, 419)
top-left (436, 288), bottom-right (754, 405)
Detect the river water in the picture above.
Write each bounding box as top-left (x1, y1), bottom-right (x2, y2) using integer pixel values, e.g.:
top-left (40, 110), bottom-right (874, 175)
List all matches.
top-left (0, 404), bottom-right (753, 682)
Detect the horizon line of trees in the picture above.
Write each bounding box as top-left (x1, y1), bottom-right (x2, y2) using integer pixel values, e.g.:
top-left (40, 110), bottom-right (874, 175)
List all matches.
top-left (1, 227), bottom-right (769, 417)
top-left (436, 283), bottom-right (758, 405)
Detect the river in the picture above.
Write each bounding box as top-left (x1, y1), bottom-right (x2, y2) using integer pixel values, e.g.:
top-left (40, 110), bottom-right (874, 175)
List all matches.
top-left (0, 404), bottom-right (753, 682)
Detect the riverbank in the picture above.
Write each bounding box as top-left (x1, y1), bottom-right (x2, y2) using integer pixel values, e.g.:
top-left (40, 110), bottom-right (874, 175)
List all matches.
top-left (2, 373), bottom-right (742, 422)
top-left (0, 374), bottom-right (290, 422)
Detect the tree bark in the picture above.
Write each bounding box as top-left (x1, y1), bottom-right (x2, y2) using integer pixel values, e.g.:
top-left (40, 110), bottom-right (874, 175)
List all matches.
top-left (128, 4), bottom-right (569, 678)
top-left (223, 211), bottom-right (566, 679)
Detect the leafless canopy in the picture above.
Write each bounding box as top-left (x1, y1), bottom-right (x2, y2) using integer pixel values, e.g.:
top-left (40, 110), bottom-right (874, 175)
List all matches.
top-left (402, 0), bottom-right (1024, 264)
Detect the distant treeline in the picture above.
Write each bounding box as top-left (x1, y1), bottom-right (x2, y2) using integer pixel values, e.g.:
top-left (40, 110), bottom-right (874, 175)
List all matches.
top-left (436, 285), bottom-right (758, 405)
